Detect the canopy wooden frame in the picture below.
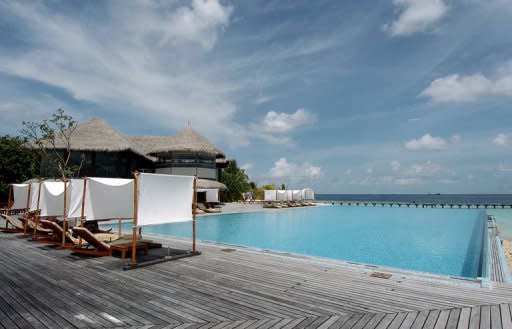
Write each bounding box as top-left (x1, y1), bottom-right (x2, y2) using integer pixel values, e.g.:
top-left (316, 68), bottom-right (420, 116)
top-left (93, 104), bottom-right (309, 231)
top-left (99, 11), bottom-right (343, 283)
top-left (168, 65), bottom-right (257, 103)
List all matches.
top-left (2, 183), bottom-right (31, 231)
top-left (3, 183), bottom-right (30, 213)
top-left (63, 177), bottom-right (133, 248)
top-left (130, 172), bottom-right (198, 266)
top-left (26, 179), bottom-right (42, 237)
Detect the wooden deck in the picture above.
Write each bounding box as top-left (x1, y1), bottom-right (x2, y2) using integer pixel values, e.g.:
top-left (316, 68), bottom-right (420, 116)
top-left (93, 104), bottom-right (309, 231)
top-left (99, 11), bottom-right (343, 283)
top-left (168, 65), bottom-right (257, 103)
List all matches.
top-left (488, 217), bottom-right (510, 283)
top-left (1, 233), bottom-right (512, 328)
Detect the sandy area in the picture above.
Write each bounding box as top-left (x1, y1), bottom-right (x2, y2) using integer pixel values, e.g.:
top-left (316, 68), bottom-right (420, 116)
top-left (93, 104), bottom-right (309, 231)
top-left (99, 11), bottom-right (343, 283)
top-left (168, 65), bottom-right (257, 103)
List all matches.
top-left (503, 240), bottom-right (512, 275)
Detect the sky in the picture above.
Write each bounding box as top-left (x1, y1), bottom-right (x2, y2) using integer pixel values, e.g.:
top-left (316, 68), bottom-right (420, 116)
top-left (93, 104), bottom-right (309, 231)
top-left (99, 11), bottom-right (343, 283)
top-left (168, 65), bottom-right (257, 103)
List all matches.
top-left (0, 0), bottom-right (512, 193)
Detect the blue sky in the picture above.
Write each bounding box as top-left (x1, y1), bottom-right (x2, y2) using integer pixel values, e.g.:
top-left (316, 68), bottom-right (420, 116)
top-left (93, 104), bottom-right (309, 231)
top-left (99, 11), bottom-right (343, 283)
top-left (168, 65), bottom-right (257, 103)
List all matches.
top-left (0, 0), bottom-right (511, 193)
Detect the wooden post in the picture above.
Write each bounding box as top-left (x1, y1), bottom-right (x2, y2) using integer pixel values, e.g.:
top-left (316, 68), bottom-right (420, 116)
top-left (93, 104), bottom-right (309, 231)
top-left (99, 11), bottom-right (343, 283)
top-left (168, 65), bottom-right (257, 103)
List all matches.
top-left (118, 219), bottom-right (122, 239)
top-left (23, 184), bottom-right (32, 235)
top-left (192, 177), bottom-right (197, 253)
top-left (32, 179), bottom-right (42, 239)
top-left (131, 172), bottom-right (139, 266)
top-left (7, 184), bottom-right (12, 209)
top-left (79, 177), bottom-right (87, 247)
top-left (61, 179), bottom-right (68, 248)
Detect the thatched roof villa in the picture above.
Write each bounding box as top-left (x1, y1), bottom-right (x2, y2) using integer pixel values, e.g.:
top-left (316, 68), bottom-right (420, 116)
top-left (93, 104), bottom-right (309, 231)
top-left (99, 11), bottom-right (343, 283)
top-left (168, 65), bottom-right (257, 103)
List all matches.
top-left (47, 118), bottom-right (228, 190)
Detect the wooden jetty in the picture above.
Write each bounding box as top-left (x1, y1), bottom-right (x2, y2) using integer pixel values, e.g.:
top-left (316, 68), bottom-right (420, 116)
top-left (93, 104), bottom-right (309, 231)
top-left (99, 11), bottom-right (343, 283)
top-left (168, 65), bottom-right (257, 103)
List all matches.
top-left (327, 201), bottom-right (512, 209)
top-left (0, 232), bottom-right (512, 328)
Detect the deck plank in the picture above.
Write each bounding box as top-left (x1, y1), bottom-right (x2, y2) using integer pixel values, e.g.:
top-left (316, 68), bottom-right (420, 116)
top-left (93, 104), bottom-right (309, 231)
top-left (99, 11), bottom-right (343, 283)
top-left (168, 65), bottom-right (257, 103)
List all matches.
top-left (490, 305), bottom-right (503, 329)
top-left (446, 308), bottom-right (461, 329)
top-left (1, 232), bottom-right (512, 329)
top-left (500, 304), bottom-right (512, 329)
top-left (480, 305), bottom-right (491, 329)
top-left (469, 306), bottom-right (481, 329)
top-left (456, 308), bottom-right (471, 329)
top-left (434, 309), bottom-right (450, 329)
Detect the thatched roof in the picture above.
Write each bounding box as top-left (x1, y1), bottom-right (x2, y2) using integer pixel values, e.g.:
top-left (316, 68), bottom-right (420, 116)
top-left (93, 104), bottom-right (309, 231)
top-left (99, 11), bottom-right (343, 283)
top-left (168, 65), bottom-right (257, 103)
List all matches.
top-left (197, 179), bottom-right (228, 191)
top-left (131, 126), bottom-right (225, 157)
top-left (53, 118), bottom-right (154, 161)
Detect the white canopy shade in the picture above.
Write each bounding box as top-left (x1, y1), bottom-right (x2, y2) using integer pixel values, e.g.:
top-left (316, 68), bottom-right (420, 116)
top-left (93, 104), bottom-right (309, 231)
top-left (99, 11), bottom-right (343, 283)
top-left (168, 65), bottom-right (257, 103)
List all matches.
top-left (276, 190), bottom-right (288, 201)
top-left (11, 184), bottom-right (29, 209)
top-left (264, 190), bottom-right (277, 201)
top-left (67, 177), bottom-right (134, 221)
top-left (292, 190), bottom-right (302, 201)
top-left (286, 190), bottom-right (293, 201)
top-left (29, 182), bottom-right (41, 211)
top-left (137, 173), bottom-right (195, 226)
top-left (198, 188), bottom-right (219, 203)
top-left (39, 181), bottom-right (67, 216)
top-left (302, 188), bottom-right (315, 200)
top-left (67, 179), bottom-right (85, 218)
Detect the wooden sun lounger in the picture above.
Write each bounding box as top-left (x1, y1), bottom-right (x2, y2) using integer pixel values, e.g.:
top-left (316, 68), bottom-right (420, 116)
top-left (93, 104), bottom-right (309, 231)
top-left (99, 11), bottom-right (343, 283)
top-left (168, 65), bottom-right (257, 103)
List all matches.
top-left (71, 227), bottom-right (149, 259)
top-left (39, 219), bottom-right (119, 247)
top-left (0, 214), bottom-right (24, 232)
top-left (25, 218), bottom-right (52, 235)
top-left (198, 203), bottom-right (221, 213)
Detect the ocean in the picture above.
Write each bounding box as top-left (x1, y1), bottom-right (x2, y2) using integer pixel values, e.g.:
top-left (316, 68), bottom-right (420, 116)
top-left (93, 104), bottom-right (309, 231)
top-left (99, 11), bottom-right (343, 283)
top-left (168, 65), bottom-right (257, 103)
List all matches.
top-left (316, 194), bottom-right (512, 240)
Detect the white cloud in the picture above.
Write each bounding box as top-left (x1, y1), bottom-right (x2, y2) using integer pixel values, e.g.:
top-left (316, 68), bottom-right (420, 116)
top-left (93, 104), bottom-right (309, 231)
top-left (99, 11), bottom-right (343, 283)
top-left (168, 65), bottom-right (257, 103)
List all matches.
top-left (394, 177), bottom-right (424, 185)
top-left (240, 162), bottom-right (253, 172)
top-left (493, 133), bottom-right (508, 146)
top-left (258, 108), bottom-right (316, 133)
top-left (403, 160), bottom-right (442, 177)
top-left (405, 134), bottom-right (447, 151)
top-left (254, 95), bottom-right (274, 104)
top-left (0, 1), bottom-right (249, 147)
top-left (438, 178), bottom-right (457, 184)
top-left (269, 157), bottom-right (322, 179)
top-left (250, 108), bottom-right (316, 145)
top-left (390, 160), bottom-right (401, 172)
top-left (451, 135), bottom-right (461, 144)
top-left (161, 0), bottom-right (233, 50)
top-left (421, 61), bottom-right (512, 102)
top-left (383, 0), bottom-right (449, 37)
top-left (496, 162), bottom-right (512, 177)
top-left (420, 74), bottom-right (493, 102)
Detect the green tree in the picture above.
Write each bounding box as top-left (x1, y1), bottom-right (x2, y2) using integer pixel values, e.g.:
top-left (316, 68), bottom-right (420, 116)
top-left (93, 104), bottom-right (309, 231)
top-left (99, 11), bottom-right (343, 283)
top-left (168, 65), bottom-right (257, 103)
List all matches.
top-left (0, 135), bottom-right (38, 202)
top-left (254, 183), bottom-right (276, 200)
top-left (220, 160), bottom-right (251, 202)
top-left (21, 109), bottom-right (82, 179)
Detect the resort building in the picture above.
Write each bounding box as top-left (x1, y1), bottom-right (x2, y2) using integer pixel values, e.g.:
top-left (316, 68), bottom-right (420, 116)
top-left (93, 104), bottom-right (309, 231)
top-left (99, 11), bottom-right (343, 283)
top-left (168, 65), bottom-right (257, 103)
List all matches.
top-left (48, 118), bottom-right (228, 190)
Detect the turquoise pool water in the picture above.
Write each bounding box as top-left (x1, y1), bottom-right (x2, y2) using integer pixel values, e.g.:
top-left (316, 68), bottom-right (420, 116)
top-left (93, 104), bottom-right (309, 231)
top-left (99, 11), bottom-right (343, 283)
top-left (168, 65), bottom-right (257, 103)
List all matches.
top-left (133, 206), bottom-right (488, 278)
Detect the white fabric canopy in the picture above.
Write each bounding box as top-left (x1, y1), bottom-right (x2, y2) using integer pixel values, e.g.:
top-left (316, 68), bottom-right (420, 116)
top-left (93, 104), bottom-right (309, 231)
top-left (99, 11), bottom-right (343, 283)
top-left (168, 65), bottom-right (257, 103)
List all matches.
top-left (264, 190), bottom-right (277, 201)
top-left (276, 190), bottom-right (288, 201)
top-left (11, 184), bottom-right (29, 209)
top-left (81, 177), bottom-right (134, 221)
top-left (302, 188), bottom-right (315, 200)
top-left (292, 190), bottom-right (303, 201)
top-left (137, 173), bottom-right (194, 226)
top-left (286, 190), bottom-right (293, 201)
top-left (67, 179), bottom-right (85, 218)
top-left (39, 181), bottom-right (67, 216)
top-left (197, 188), bottom-right (219, 203)
top-left (29, 182), bottom-right (41, 211)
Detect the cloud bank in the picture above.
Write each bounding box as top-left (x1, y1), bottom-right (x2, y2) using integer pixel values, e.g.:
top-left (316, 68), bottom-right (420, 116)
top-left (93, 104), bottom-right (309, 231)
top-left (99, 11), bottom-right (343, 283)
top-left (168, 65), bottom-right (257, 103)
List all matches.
top-left (421, 61), bottom-right (512, 102)
top-left (405, 134), bottom-right (447, 151)
top-left (384, 0), bottom-right (448, 37)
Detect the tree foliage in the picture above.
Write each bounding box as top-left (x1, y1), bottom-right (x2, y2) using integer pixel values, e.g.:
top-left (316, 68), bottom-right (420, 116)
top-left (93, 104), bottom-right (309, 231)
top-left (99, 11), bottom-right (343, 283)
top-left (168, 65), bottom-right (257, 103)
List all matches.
top-left (21, 109), bottom-right (82, 179)
top-left (254, 183), bottom-right (276, 200)
top-left (0, 135), bottom-right (38, 202)
top-left (220, 160), bottom-right (251, 202)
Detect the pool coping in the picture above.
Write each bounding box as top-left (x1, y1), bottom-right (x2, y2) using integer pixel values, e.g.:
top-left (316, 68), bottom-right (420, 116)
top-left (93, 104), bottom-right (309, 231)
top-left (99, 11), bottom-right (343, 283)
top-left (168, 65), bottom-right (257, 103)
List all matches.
top-left (142, 231), bottom-right (493, 290)
top-left (114, 204), bottom-right (509, 288)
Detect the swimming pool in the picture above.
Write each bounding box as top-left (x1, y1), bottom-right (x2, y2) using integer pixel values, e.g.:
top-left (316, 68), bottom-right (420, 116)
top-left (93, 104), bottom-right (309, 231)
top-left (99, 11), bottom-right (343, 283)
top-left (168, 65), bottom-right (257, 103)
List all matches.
top-left (139, 206), bottom-right (489, 279)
